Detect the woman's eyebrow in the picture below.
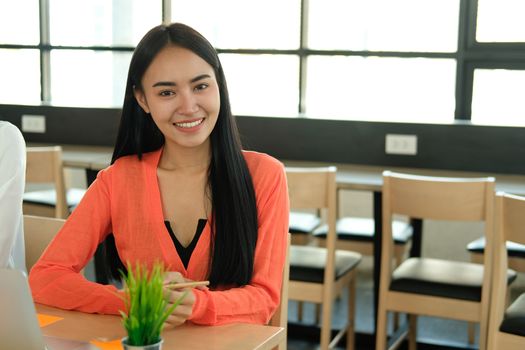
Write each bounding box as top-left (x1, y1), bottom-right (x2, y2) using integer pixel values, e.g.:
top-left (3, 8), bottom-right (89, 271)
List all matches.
top-left (152, 74), bottom-right (212, 88)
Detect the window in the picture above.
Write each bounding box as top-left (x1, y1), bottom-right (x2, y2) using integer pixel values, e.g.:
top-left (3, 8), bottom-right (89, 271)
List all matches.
top-left (306, 56), bottom-right (456, 123)
top-left (471, 68), bottom-right (525, 126)
top-left (476, 0), bottom-right (525, 42)
top-left (49, 0), bottom-right (160, 47)
top-left (307, 0), bottom-right (459, 53)
top-left (0, 0), bottom-right (39, 45)
top-left (1, 0), bottom-right (525, 127)
top-left (0, 49), bottom-right (40, 105)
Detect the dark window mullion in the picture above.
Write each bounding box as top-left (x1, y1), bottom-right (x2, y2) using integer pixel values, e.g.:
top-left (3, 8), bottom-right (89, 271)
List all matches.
top-left (39, 0), bottom-right (51, 102)
top-left (455, 0), bottom-right (474, 120)
top-left (298, 0), bottom-right (308, 115)
top-left (162, 0), bottom-right (171, 24)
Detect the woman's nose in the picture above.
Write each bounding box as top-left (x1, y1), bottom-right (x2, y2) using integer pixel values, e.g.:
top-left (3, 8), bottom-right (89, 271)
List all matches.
top-left (176, 91), bottom-right (199, 115)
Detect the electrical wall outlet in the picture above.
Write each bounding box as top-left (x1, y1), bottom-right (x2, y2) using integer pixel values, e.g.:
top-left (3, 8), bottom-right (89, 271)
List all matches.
top-left (21, 114), bottom-right (46, 133)
top-left (385, 134), bottom-right (417, 155)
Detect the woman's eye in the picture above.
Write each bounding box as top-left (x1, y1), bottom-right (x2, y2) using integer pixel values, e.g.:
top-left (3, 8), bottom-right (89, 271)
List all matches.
top-left (194, 83), bottom-right (208, 92)
top-left (159, 90), bottom-right (175, 97)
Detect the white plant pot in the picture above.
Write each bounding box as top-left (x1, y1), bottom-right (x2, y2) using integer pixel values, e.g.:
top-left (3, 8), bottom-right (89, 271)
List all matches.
top-left (121, 337), bottom-right (163, 350)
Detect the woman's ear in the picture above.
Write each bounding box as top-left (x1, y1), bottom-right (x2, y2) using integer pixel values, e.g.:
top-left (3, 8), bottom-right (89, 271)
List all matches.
top-left (133, 87), bottom-right (150, 114)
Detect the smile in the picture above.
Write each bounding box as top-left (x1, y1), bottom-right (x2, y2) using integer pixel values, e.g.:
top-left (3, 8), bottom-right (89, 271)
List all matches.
top-left (174, 118), bottom-right (204, 128)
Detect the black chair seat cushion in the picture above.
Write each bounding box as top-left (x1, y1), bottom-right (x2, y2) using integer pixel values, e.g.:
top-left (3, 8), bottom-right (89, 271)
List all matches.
top-left (289, 212), bottom-right (321, 234)
top-left (313, 217), bottom-right (413, 245)
top-left (390, 258), bottom-right (517, 301)
top-left (500, 293), bottom-right (525, 336)
top-left (289, 245), bottom-right (362, 284)
top-left (23, 188), bottom-right (86, 209)
top-left (467, 237), bottom-right (525, 258)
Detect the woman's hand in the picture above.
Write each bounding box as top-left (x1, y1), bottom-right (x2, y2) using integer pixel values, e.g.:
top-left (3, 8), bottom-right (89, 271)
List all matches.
top-left (162, 272), bottom-right (208, 327)
top-left (164, 287), bottom-right (195, 327)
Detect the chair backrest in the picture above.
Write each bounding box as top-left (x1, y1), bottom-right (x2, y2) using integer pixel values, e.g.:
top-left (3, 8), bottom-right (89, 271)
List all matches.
top-left (488, 192), bottom-right (525, 346)
top-left (285, 167), bottom-right (338, 284)
top-left (269, 233), bottom-right (291, 331)
top-left (23, 215), bottom-right (65, 272)
top-left (26, 146), bottom-right (68, 218)
top-left (381, 170), bottom-right (495, 280)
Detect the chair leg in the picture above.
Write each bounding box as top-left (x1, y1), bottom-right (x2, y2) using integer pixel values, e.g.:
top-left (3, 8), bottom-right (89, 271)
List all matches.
top-left (320, 297), bottom-right (333, 350)
top-left (392, 247), bottom-right (404, 332)
top-left (468, 322), bottom-right (475, 344)
top-left (393, 312), bottom-right (400, 331)
top-left (315, 303), bottom-right (321, 325)
top-left (375, 303), bottom-right (388, 350)
top-left (346, 280), bottom-right (356, 350)
top-left (408, 314), bottom-right (417, 350)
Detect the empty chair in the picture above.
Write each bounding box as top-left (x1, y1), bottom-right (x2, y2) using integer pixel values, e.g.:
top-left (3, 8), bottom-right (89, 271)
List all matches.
top-left (466, 234), bottom-right (525, 343)
top-left (487, 193), bottom-right (525, 350)
top-left (375, 171), bottom-right (515, 350)
top-left (23, 215), bottom-right (65, 272)
top-left (287, 167), bottom-right (362, 350)
top-left (23, 146), bottom-right (85, 219)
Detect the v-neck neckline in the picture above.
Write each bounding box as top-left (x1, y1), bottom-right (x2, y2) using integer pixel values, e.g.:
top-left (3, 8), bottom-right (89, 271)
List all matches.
top-left (146, 148), bottom-right (212, 274)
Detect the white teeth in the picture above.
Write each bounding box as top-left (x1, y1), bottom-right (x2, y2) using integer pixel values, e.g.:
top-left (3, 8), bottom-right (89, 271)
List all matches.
top-left (174, 119), bottom-right (203, 128)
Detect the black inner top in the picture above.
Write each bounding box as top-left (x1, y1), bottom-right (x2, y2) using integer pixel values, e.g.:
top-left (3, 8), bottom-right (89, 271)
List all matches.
top-left (164, 219), bottom-right (207, 269)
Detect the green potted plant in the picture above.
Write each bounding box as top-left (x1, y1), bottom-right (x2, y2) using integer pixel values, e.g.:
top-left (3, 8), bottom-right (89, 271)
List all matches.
top-left (119, 262), bottom-right (186, 350)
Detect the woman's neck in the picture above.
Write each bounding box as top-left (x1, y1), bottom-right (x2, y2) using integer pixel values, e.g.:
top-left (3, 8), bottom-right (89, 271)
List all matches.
top-left (159, 140), bottom-right (211, 172)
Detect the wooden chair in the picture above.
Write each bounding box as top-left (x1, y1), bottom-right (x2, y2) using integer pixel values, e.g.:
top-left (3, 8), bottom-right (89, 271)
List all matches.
top-left (465, 235), bottom-right (525, 343)
top-left (375, 171), bottom-right (504, 350)
top-left (487, 193), bottom-right (525, 350)
top-left (23, 215), bottom-right (65, 272)
top-left (269, 233), bottom-right (291, 350)
top-left (287, 167), bottom-right (362, 350)
top-left (289, 211), bottom-right (321, 245)
top-left (313, 217), bottom-right (412, 271)
top-left (23, 146), bottom-right (85, 219)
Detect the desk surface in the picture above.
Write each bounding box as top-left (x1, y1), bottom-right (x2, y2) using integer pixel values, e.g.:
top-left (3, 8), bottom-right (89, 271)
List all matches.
top-left (47, 144), bottom-right (525, 195)
top-left (36, 304), bottom-right (285, 350)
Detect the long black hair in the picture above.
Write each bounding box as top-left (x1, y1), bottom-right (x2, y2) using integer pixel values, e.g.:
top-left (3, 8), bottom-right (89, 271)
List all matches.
top-left (104, 23), bottom-right (258, 287)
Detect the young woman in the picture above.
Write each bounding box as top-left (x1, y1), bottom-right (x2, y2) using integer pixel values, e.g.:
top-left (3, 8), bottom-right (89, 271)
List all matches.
top-left (29, 23), bottom-right (289, 326)
top-left (0, 121), bottom-right (26, 271)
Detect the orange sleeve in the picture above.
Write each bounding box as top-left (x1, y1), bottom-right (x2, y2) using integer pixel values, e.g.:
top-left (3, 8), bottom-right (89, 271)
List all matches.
top-left (29, 168), bottom-right (125, 314)
top-left (188, 157), bottom-right (289, 325)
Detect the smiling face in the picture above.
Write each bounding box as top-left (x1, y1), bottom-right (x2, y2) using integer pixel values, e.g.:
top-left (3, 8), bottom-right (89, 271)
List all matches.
top-left (134, 45), bottom-right (220, 153)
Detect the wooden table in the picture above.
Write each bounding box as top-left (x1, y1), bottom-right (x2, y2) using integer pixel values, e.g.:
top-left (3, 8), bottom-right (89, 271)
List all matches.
top-left (36, 304), bottom-right (285, 350)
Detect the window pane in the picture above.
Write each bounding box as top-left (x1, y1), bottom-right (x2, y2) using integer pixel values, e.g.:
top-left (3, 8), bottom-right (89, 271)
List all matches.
top-left (50, 50), bottom-right (132, 107)
top-left (220, 54), bottom-right (299, 117)
top-left (308, 0), bottom-right (460, 52)
top-left (172, 0), bottom-right (300, 49)
top-left (0, 49), bottom-right (40, 104)
top-left (0, 0), bottom-right (39, 45)
top-left (306, 56), bottom-right (456, 123)
top-left (477, 0), bottom-right (525, 42)
top-left (471, 69), bottom-right (525, 126)
top-left (49, 0), bottom-right (161, 46)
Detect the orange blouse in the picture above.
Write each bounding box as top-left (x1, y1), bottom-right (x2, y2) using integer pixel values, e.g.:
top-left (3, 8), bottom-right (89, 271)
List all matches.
top-left (29, 148), bottom-right (289, 325)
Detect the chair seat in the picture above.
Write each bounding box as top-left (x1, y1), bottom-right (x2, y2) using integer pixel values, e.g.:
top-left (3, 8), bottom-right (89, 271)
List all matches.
top-left (289, 245), bottom-right (362, 283)
top-left (289, 212), bottom-right (321, 234)
top-left (500, 293), bottom-right (525, 336)
top-left (313, 217), bottom-right (413, 245)
top-left (390, 258), bottom-right (518, 302)
top-left (467, 237), bottom-right (525, 258)
top-left (23, 188), bottom-right (86, 209)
